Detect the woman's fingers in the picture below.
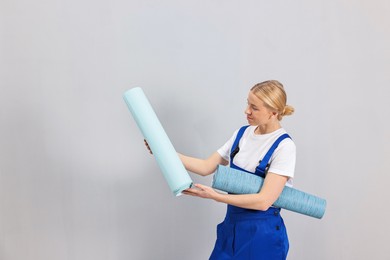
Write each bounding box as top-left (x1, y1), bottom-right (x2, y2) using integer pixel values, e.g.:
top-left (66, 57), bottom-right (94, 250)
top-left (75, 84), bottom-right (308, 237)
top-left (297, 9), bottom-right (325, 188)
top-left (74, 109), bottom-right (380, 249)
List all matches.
top-left (183, 184), bottom-right (217, 199)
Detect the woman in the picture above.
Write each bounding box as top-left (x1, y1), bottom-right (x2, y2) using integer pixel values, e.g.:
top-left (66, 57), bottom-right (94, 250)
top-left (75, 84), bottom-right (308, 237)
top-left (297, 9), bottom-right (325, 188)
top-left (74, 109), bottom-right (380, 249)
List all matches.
top-left (147, 80), bottom-right (295, 259)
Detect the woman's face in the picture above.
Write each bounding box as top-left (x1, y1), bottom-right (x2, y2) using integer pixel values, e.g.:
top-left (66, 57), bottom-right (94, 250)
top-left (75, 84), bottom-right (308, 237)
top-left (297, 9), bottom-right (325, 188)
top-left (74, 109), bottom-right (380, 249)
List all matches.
top-left (245, 91), bottom-right (274, 126)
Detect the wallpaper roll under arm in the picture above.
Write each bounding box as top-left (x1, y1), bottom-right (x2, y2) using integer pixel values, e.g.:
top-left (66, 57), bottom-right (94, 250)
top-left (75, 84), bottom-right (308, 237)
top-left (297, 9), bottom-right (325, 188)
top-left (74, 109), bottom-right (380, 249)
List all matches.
top-left (123, 87), bottom-right (193, 196)
top-left (212, 165), bottom-right (326, 219)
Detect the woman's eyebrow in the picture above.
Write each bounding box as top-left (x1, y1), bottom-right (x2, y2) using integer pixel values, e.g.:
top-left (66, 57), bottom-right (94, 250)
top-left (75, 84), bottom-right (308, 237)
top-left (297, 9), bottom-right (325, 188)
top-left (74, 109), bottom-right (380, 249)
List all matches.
top-left (247, 100), bottom-right (258, 107)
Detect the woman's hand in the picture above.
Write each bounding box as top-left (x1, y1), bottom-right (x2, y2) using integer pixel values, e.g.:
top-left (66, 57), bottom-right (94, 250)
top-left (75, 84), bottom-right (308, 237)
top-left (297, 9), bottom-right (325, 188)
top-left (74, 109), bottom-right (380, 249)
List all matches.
top-left (144, 139), bottom-right (153, 154)
top-left (182, 184), bottom-right (222, 201)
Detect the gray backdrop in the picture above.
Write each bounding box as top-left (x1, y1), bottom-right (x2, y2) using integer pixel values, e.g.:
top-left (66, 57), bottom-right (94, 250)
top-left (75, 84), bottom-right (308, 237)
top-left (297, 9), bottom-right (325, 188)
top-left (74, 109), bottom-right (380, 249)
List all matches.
top-left (1, 0), bottom-right (389, 259)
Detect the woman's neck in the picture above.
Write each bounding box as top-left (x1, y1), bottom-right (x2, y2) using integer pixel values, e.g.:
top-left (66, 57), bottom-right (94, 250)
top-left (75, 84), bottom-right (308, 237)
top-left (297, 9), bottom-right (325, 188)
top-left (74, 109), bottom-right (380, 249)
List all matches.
top-left (255, 123), bottom-right (281, 135)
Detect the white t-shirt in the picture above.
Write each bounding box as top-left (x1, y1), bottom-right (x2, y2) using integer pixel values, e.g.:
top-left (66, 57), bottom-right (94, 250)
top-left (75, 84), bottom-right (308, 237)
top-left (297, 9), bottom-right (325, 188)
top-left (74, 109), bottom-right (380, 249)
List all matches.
top-left (217, 125), bottom-right (296, 187)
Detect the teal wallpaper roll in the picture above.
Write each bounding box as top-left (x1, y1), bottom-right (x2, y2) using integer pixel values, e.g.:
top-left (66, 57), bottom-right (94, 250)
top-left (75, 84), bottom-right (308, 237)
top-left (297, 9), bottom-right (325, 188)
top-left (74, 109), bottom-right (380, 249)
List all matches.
top-left (123, 87), bottom-right (193, 196)
top-left (212, 165), bottom-right (326, 219)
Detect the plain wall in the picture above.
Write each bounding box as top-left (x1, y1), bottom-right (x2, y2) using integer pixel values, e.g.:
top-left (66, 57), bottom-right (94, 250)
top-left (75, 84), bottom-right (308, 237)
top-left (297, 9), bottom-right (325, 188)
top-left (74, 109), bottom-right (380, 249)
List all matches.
top-left (1, 0), bottom-right (389, 259)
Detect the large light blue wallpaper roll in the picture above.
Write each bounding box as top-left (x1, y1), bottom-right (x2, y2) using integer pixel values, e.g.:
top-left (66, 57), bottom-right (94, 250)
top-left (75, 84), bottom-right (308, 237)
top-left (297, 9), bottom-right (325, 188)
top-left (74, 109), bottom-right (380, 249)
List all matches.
top-left (123, 87), bottom-right (193, 196)
top-left (212, 165), bottom-right (326, 219)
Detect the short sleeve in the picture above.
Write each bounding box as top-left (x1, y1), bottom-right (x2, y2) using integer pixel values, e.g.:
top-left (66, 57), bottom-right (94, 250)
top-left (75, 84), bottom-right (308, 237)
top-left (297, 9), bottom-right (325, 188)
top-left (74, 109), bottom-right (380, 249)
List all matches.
top-left (267, 139), bottom-right (296, 178)
top-left (217, 129), bottom-right (239, 162)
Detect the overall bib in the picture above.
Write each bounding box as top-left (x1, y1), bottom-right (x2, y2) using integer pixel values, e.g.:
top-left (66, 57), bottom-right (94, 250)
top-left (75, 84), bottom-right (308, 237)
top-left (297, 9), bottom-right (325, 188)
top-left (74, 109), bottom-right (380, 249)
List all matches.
top-left (210, 126), bottom-right (290, 260)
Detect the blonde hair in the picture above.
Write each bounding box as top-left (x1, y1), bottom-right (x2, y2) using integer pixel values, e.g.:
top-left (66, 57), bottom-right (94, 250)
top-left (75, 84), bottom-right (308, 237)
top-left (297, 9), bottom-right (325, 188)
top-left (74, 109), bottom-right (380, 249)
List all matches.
top-left (250, 80), bottom-right (294, 121)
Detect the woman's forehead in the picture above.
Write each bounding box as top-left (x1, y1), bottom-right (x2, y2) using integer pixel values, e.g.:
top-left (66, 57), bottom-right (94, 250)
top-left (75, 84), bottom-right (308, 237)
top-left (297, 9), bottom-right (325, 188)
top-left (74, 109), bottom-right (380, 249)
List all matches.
top-left (248, 91), bottom-right (264, 105)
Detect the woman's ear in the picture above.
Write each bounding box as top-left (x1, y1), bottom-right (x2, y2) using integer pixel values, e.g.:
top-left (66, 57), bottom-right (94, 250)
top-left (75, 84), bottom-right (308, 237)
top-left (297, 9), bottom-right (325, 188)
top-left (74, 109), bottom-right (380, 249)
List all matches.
top-left (268, 111), bottom-right (279, 120)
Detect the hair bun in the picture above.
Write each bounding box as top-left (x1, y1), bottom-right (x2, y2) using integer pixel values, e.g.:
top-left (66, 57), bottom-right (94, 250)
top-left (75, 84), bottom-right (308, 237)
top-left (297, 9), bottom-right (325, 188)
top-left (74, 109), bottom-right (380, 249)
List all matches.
top-left (283, 105), bottom-right (294, 116)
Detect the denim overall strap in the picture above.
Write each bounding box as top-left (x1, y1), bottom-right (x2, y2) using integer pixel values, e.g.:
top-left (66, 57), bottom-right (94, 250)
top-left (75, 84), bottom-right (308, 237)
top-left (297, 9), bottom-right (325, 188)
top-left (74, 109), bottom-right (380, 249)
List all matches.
top-left (255, 133), bottom-right (291, 177)
top-left (229, 125), bottom-right (250, 163)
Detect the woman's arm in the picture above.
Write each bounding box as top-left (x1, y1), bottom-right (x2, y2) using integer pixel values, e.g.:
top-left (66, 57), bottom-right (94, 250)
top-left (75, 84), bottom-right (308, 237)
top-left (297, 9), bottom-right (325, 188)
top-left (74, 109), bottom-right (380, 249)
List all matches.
top-left (178, 152), bottom-right (228, 176)
top-left (144, 139), bottom-right (227, 176)
top-left (183, 172), bottom-right (288, 211)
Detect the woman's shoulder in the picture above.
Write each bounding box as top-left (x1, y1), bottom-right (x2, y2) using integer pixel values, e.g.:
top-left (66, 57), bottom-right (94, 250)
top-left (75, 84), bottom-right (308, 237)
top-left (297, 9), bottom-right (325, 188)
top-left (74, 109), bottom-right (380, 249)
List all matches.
top-left (269, 128), bottom-right (296, 149)
top-left (231, 125), bottom-right (256, 138)
top-left (277, 129), bottom-right (296, 150)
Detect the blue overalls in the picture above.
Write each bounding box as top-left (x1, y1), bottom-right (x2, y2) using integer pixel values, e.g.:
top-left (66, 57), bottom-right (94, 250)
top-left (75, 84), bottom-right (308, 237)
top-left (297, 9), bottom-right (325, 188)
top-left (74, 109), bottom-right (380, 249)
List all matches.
top-left (210, 125), bottom-right (291, 260)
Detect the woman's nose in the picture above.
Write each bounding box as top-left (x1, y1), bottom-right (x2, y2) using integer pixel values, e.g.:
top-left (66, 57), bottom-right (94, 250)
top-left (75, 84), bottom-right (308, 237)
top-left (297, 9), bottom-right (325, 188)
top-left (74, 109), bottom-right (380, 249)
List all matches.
top-left (245, 106), bottom-right (251, 114)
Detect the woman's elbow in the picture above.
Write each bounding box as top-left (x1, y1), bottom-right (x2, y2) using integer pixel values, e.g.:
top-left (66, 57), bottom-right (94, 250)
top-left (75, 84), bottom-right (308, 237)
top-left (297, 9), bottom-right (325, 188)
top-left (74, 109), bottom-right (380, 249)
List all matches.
top-left (199, 168), bottom-right (216, 176)
top-left (257, 205), bottom-right (271, 211)
top-left (197, 171), bottom-right (211, 177)
top-left (200, 163), bottom-right (218, 176)
top-left (254, 199), bottom-right (274, 211)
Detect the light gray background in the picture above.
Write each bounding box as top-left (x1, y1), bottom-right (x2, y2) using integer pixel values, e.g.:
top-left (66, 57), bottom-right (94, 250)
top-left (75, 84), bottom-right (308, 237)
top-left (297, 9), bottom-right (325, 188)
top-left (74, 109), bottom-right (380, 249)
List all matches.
top-left (1, 1), bottom-right (389, 259)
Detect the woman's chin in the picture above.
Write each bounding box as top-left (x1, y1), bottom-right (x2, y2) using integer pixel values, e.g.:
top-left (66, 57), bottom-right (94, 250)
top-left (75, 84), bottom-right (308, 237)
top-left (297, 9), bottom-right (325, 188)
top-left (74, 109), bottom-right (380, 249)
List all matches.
top-left (246, 120), bottom-right (257, 126)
